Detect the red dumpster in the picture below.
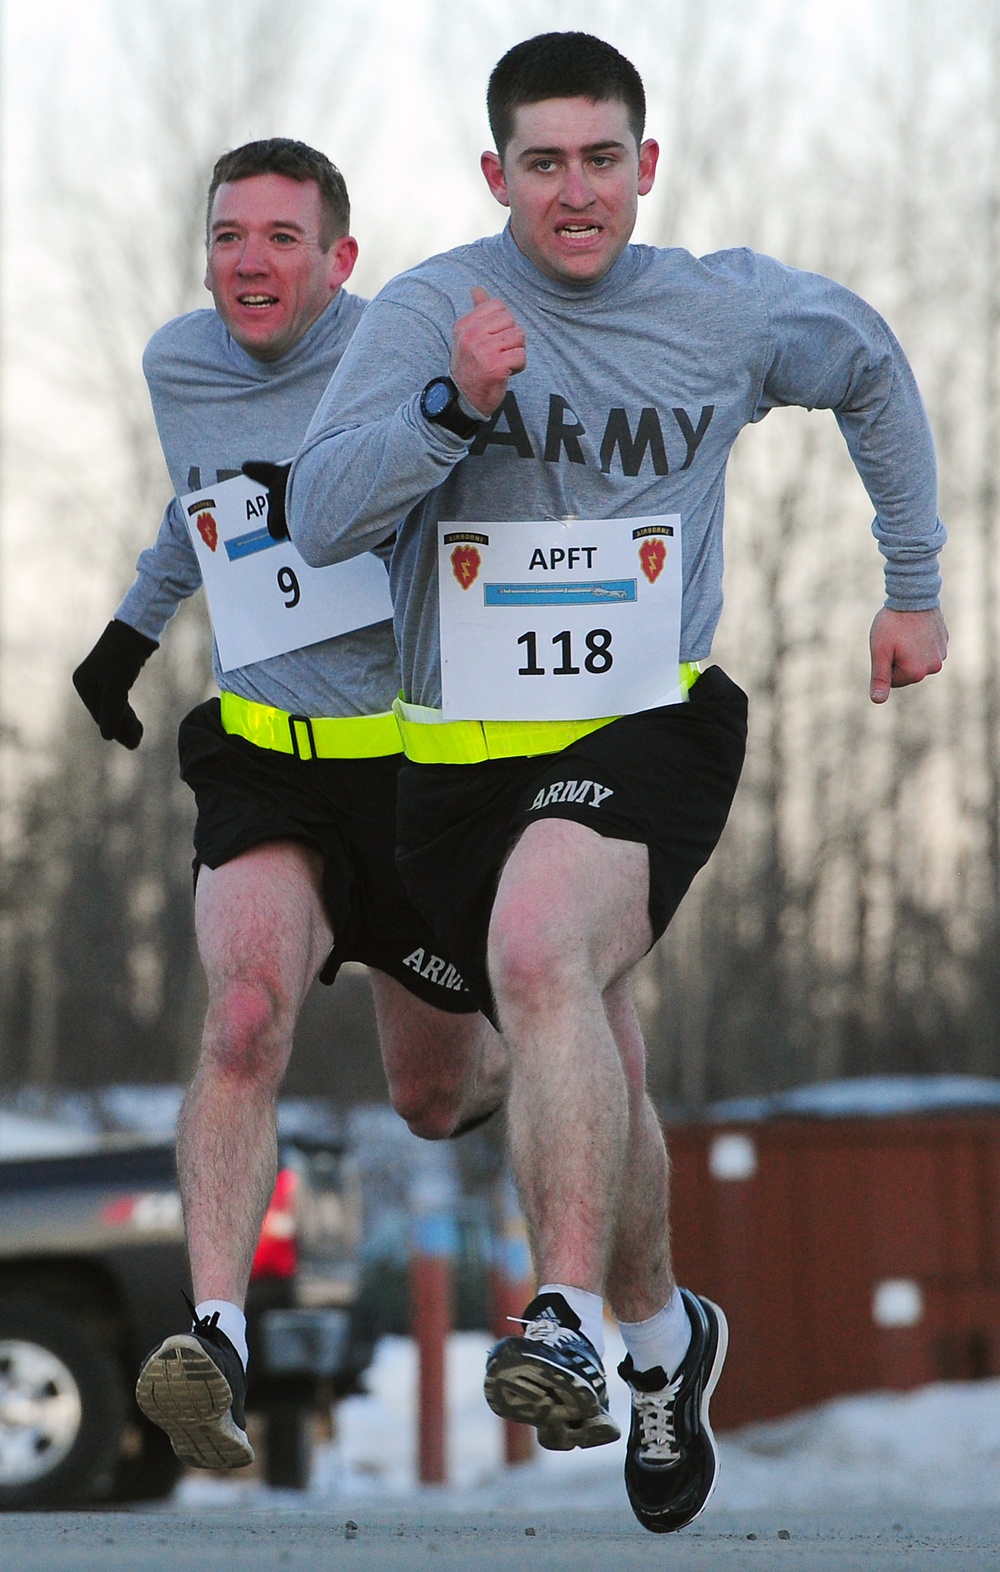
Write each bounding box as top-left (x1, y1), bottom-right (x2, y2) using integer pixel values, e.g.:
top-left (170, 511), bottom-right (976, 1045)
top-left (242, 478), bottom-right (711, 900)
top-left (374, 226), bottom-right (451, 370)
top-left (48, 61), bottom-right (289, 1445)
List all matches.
top-left (664, 1077), bottom-right (1000, 1429)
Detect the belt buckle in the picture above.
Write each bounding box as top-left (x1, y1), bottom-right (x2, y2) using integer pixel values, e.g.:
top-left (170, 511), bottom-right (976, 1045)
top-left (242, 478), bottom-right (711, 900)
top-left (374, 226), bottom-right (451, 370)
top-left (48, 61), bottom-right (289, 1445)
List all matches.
top-left (288, 714), bottom-right (317, 761)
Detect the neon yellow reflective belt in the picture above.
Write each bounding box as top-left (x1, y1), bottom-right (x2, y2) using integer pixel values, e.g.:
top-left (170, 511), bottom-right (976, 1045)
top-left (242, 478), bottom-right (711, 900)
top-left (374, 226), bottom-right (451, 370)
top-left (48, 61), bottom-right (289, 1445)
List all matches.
top-left (220, 691), bottom-right (402, 759)
top-left (394, 663), bottom-right (702, 764)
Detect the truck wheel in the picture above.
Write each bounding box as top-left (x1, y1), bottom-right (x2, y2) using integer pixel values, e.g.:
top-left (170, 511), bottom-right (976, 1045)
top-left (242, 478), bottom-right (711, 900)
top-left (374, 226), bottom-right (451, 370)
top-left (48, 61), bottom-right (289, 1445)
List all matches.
top-left (264, 1404), bottom-right (313, 1490)
top-left (0, 1297), bottom-right (127, 1508)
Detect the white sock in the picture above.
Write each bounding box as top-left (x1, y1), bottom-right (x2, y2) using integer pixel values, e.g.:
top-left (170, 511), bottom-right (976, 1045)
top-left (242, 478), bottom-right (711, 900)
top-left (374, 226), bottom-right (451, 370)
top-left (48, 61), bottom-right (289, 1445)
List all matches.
top-left (537, 1282), bottom-right (605, 1360)
top-left (194, 1299), bottom-right (248, 1370)
top-left (619, 1287), bottom-right (691, 1378)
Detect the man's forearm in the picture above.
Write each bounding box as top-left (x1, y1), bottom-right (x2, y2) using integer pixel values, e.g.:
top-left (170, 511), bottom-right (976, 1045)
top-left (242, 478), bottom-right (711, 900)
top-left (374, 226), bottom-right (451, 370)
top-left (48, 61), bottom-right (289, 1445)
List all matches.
top-left (287, 402), bottom-right (469, 568)
top-left (830, 327), bottom-right (946, 606)
top-left (286, 290), bottom-right (474, 568)
top-left (117, 499), bottom-right (205, 641)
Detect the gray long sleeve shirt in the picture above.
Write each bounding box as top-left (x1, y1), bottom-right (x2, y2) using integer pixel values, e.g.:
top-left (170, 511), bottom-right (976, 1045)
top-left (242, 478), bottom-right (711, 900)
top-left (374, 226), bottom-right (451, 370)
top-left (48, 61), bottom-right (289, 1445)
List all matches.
top-left (287, 226), bottom-right (945, 712)
top-left (117, 290), bottom-right (401, 718)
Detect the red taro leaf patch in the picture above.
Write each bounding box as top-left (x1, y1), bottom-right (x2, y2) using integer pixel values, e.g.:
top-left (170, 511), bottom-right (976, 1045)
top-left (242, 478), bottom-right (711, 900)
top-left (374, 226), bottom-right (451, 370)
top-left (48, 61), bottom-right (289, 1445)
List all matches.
top-left (639, 537), bottom-right (666, 585)
top-left (197, 512), bottom-right (219, 552)
top-left (451, 544), bottom-right (481, 589)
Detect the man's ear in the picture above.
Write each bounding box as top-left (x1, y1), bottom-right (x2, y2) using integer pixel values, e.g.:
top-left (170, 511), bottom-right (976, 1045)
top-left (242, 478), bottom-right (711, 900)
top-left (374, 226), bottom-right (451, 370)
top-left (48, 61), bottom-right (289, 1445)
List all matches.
top-left (481, 150), bottom-right (510, 208)
top-left (327, 234), bottom-right (359, 293)
top-left (638, 138), bottom-right (660, 197)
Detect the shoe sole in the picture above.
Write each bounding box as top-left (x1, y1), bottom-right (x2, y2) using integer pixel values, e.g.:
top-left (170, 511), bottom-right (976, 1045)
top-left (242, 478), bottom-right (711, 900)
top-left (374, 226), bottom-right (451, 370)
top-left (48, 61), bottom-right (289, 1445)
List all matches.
top-left (135, 1334), bottom-right (254, 1469)
top-left (484, 1345), bottom-right (621, 1451)
top-left (688, 1295), bottom-right (728, 1525)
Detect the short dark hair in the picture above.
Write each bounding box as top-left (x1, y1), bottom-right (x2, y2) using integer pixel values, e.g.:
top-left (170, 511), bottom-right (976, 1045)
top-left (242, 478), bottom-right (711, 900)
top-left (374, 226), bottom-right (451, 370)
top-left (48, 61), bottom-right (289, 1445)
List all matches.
top-left (206, 138), bottom-right (350, 250)
top-left (487, 32), bottom-right (646, 158)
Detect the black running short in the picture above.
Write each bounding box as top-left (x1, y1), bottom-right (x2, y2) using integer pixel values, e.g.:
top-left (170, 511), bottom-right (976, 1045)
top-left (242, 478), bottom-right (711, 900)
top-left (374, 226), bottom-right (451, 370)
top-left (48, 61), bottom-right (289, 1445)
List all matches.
top-left (177, 698), bottom-right (477, 1011)
top-left (395, 665), bottom-right (748, 1024)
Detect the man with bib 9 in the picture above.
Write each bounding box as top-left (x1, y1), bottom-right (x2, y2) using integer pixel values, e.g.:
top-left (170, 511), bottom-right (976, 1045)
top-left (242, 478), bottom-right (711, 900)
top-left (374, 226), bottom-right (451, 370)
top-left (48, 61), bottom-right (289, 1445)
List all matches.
top-left (71, 139), bottom-right (504, 1473)
top-left (281, 35), bottom-right (947, 1534)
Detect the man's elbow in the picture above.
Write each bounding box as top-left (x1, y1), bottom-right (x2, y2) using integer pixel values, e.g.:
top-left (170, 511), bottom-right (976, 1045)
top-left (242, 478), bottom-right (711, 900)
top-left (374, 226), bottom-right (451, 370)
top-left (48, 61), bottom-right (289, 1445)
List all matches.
top-left (285, 472), bottom-right (333, 566)
top-left (289, 520), bottom-right (337, 568)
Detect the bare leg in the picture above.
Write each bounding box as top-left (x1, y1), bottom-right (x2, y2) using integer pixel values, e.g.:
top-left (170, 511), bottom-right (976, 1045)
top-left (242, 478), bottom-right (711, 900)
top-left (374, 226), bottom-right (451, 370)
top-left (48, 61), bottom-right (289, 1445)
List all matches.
top-left (177, 839), bottom-right (333, 1307)
top-left (370, 970), bottom-right (508, 1140)
top-left (602, 977), bottom-right (675, 1323)
top-left (487, 818), bottom-right (657, 1296)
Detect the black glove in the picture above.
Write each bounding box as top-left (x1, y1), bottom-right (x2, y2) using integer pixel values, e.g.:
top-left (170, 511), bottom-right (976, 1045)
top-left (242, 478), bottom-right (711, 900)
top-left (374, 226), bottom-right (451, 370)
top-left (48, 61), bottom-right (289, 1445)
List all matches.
top-left (242, 460), bottom-right (291, 540)
top-left (72, 619), bottom-right (158, 749)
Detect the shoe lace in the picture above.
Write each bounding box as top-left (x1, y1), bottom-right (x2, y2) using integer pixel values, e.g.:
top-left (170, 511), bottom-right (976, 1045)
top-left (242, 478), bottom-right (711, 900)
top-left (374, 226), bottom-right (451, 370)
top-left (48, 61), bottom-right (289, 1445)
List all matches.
top-left (182, 1290), bottom-right (221, 1338)
top-left (633, 1371), bottom-right (684, 1464)
top-left (508, 1313), bottom-right (580, 1349)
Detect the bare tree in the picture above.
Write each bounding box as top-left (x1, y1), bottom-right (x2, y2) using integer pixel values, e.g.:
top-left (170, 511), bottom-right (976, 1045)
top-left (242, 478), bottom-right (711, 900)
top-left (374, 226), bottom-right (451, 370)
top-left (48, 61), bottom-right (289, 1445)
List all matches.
top-left (7, 0), bottom-right (991, 1103)
top-left (635, 1), bottom-right (983, 1104)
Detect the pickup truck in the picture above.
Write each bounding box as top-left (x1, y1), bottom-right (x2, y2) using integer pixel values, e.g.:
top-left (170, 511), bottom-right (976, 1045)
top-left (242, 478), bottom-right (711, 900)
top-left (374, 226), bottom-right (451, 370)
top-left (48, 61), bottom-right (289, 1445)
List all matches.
top-left (0, 1109), bottom-right (374, 1508)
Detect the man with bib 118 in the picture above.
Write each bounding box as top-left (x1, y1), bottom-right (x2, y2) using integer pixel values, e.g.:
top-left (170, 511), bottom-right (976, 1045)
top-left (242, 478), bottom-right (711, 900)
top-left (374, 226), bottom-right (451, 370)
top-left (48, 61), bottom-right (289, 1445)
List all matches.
top-left (277, 35), bottom-right (947, 1534)
top-left (71, 139), bottom-right (505, 1473)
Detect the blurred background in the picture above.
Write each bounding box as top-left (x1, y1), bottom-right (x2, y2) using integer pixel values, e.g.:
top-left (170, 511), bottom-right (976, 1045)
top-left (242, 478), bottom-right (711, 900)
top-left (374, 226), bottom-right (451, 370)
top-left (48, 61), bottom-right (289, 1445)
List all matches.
top-left (0, 0), bottom-right (999, 1515)
top-left (0, 0), bottom-right (988, 1107)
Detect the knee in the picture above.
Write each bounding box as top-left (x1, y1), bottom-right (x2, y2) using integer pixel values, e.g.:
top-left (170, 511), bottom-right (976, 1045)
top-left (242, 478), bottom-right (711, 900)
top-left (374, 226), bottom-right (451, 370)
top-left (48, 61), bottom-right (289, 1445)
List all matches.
top-left (388, 1072), bottom-right (463, 1141)
top-left (488, 915), bottom-right (574, 1018)
top-left (398, 1103), bottom-right (457, 1141)
top-left (378, 1006), bottom-right (491, 1141)
top-left (202, 978), bottom-right (290, 1087)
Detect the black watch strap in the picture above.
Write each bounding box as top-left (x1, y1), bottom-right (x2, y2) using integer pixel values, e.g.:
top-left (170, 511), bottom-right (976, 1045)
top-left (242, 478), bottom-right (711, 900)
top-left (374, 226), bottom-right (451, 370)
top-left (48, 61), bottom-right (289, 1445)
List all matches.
top-left (420, 376), bottom-right (484, 440)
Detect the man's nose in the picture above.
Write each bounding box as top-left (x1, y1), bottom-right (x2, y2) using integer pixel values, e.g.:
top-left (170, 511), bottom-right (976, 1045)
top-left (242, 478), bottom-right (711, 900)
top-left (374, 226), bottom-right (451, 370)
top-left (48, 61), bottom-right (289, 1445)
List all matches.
top-left (560, 163), bottom-right (596, 208)
top-left (236, 238), bottom-right (269, 274)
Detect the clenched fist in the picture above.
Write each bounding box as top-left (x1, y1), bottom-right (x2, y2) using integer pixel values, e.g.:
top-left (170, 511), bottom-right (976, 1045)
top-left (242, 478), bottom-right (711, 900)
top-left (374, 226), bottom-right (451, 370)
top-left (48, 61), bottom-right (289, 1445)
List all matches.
top-left (450, 287), bottom-right (526, 417)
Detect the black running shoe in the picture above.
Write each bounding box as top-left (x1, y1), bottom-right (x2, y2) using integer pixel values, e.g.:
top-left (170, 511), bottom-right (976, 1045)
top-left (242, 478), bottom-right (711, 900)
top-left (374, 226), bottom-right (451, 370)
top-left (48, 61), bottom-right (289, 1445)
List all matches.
top-left (484, 1291), bottom-right (620, 1451)
top-left (135, 1306), bottom-right (253, 1469)
top-left (618, 1289), bottom-right (727, 1533)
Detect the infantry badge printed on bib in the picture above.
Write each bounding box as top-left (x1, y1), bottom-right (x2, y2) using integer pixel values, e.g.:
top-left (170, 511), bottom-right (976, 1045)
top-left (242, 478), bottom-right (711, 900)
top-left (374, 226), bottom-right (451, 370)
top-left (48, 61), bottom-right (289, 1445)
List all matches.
top-left (437, 516), bottom-right (683, 721)
top-left (183, 473), bottom-right (392, 671)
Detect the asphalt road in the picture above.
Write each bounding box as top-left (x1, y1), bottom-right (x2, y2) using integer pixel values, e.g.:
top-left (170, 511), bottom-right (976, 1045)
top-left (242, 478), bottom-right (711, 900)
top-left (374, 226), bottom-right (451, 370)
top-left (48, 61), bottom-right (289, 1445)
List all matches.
top-left (8, 1508), bottom-right (1000, 1570)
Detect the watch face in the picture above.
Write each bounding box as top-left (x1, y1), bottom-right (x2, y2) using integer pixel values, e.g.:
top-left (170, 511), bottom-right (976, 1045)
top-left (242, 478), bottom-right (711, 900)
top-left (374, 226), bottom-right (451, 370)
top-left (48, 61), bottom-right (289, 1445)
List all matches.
top-left (423, 379), bottom-right (453, 418)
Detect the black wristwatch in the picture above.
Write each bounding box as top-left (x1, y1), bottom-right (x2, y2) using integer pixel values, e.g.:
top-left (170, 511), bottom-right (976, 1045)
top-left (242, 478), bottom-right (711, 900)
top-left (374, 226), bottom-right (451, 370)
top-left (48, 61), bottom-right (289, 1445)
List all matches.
top-left (419, 376), bottom-right (484, 440)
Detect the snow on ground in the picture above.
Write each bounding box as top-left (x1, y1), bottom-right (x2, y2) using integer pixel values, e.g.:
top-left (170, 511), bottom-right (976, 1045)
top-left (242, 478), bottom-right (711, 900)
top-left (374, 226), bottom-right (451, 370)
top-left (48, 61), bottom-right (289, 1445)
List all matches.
top-left (0, 1109), bottom-right (103, 1157)
top-left (176, 1329), bottom-right (1000, 1513)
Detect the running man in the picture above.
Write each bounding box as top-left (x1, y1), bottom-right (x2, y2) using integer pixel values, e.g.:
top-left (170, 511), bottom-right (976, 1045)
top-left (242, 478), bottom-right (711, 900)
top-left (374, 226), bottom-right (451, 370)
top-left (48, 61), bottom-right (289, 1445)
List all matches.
top-left (73, 139), bottom-right (504, 1472)
top-left (278, 34), bottom-right (947, 1533)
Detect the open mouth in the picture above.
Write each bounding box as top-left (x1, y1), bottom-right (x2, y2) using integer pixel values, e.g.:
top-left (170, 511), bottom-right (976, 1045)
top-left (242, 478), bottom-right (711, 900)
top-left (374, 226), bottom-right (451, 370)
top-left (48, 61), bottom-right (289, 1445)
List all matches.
top-left (556, 224), bottom-right (602, 242)
top-left (237, 294), bottom-right (279, 309)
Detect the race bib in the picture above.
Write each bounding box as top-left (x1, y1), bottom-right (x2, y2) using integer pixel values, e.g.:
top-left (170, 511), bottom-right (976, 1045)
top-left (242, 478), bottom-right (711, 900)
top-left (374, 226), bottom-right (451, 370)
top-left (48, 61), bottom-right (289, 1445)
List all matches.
top-left (182, 473), bottom-right (392, 672)
top-left (438, 515), bottom-right (682, 721)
